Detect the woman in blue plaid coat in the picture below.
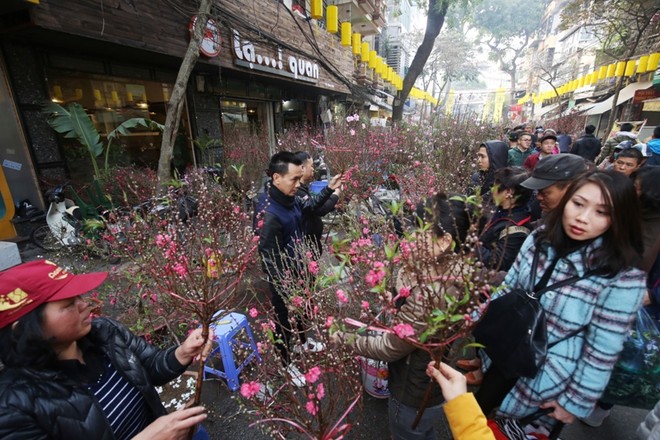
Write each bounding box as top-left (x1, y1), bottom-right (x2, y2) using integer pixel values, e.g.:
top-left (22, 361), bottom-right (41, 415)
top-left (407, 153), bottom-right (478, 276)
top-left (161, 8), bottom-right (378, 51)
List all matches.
top-left (476, 170), bottom-right (647, 431)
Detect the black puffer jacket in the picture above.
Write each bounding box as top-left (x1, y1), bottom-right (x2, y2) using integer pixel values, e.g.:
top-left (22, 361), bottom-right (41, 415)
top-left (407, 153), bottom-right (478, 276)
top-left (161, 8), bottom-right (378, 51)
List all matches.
top-left (0, 317), bottom-right (187, 439)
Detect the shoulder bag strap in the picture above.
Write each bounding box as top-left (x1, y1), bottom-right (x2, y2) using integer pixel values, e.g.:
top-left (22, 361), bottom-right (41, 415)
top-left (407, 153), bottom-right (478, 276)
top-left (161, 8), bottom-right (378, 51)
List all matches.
top-left (527, 243), bottom-right (541, 292)
top-left (541, 269), bottom-right (597, 348)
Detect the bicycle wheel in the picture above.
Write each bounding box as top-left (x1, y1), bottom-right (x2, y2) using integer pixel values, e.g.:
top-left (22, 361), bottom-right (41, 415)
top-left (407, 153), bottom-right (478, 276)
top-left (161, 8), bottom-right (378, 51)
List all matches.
top-left (30, 224), bottom-right (64, 251)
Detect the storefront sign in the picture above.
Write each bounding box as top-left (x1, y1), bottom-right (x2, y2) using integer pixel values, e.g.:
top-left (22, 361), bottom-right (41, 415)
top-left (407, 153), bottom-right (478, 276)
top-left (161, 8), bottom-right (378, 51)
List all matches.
top-left (633, 87), bottom-right (658, 104)
top-left (231, 30), bottom-right (319, 83)
top-left (643, 99), bottom-right (660, 112)
top-left (189, 16), bottom-right (221, 58)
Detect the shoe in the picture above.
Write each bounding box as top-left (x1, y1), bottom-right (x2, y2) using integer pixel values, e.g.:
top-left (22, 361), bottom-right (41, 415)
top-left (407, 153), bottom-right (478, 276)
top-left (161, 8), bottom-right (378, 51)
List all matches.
top-left (457, 358), bottom-right (482, 371)
top-left (465, 370), bottom-right (483, 386)
top-left (580, 406), bottom-right (611, 427)
top-left (292, 337), bottom-right (326, 354)
top-left (286, 364), bottom-right (306, 387)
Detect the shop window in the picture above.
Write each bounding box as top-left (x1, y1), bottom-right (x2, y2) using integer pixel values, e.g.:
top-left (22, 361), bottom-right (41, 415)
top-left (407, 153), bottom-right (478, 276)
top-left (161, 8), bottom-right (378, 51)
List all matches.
top-left (45, 71), bottom-right (193, 182)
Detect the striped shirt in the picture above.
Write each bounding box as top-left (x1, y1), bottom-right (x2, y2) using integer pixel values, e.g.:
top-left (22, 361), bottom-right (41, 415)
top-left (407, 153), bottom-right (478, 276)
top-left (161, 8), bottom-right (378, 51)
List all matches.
top-left (88, 359), bottom-right (149, 440)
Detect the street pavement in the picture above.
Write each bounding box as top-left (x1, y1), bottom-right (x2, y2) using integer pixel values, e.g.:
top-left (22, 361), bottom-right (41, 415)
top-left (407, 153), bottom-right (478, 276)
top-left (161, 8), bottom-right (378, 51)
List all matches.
top-left (198, 378), bottom-right (647, 439)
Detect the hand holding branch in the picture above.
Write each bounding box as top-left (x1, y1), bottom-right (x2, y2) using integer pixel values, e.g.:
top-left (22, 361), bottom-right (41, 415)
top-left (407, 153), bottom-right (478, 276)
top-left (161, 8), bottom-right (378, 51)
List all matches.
top-left (175, 328), bottom-right (214, 366)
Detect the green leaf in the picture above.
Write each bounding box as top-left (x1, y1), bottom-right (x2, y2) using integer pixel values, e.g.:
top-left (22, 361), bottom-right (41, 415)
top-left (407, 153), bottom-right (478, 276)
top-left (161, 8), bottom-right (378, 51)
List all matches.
top-left (369, 285), bottom-right (385, 294)
top-left (450, 314), bottom-right (464, 323)
top-left (107, 118), bottom-right (165, 142)
top-left (431, 310), bottom-right (447, 321)
top-left (419, 329), bottom-right (432, 343)
top-left (390, 200), bottom-right (401, 216)
top-left (384, 243), bottom-right (395, 260)
top-left (458, 293), bottom-right (471, 306)
top-left (44, 102), bottom-right (104, 157)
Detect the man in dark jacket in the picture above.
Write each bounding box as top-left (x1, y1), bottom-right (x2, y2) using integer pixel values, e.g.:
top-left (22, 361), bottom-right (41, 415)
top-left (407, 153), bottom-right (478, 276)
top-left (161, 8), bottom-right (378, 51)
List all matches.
top-left (469, 140), bottom-right (509, 201)
top-left (0, 260), bottom-right (209, 440)
top-left (294, 151), bottom-right (340, 257)
top-left (556, 130), bottom-right (572, 153)
top-left (571, 124), bottom-right (602, 162)
top-left (255, 152), bottom-right (342, 382)
top-left (521, 153), bottom-right (589, 222)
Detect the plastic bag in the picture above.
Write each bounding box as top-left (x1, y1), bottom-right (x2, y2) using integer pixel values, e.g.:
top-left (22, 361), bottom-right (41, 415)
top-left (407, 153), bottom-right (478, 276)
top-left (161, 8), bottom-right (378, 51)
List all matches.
top-left (601, 308), bottom-right (660, 409)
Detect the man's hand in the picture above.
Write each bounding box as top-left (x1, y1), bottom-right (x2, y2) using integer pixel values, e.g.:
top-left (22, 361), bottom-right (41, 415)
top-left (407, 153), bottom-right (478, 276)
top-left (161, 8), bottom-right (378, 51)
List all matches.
top-left (540, 401), bottom-right (576, 424)
top-left (328, 174), bottom-right (344, 190)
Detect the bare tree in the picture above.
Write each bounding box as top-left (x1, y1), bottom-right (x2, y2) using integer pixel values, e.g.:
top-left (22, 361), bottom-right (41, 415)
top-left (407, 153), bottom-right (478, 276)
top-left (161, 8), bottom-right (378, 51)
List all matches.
top-left (560, 0), bottom-right (660, 136)
top-left (156, 0), bottom-right (212, 188)
top-left (469, 0), bottom-right (546, 105)
top-left (392, 0), bottom-right (451, 122)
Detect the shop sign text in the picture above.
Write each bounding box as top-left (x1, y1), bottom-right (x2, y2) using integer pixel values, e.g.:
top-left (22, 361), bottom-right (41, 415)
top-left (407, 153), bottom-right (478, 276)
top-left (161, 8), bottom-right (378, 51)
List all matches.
top-left (231, 30), bottom-right (319, 83)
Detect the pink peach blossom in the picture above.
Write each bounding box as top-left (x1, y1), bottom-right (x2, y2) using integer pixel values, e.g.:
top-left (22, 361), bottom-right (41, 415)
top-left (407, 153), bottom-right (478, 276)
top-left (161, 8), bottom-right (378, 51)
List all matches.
top-left (306, 400), bottom-right (318, 415)
top-left (240, 381), bottom-right (262, 399)
top-left (393, 323), bottom-right (415, 339)
top-left (305, 366), bottom-right (322, 383)
top-left (325, 316), bottom-right (335, 328)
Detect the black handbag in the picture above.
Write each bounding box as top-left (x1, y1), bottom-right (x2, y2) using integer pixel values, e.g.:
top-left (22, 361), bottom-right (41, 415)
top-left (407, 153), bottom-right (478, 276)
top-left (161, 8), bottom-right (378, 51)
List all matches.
top-left (473, 245), bottom-right (593, 379)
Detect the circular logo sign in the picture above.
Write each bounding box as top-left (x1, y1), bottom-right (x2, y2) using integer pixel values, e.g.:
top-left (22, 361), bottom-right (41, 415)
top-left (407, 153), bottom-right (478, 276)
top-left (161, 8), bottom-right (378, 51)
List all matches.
top-left (189, 16), bottom-right (221, 58)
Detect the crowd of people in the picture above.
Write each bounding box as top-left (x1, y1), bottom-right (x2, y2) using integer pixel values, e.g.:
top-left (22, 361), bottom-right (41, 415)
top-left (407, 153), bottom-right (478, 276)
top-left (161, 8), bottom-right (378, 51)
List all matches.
top-left (1, 122), bottom-right (659, 440)
top-left (249, 122), bottom-right (659, 439)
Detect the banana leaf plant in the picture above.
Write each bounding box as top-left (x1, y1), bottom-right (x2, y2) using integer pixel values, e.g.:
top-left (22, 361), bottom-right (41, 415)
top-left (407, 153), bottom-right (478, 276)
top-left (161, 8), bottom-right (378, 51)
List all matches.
top-left (43, 102), bottom-right (164, 180)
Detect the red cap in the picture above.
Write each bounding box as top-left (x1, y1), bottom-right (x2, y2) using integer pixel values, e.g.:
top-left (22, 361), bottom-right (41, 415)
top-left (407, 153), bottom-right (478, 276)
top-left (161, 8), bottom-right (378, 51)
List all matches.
top-left (0, 260), bottom-right (108, 328)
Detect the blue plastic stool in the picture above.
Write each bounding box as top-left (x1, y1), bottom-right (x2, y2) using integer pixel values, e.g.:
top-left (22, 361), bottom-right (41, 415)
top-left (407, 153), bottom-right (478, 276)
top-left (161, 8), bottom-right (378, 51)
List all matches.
top-left (202, 311), bottom-right (261, 391)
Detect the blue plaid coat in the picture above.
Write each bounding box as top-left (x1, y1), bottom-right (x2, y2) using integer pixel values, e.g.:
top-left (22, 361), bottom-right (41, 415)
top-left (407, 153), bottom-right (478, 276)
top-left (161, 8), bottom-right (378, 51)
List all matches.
top-left (491, 232), bottom-right (646, 419)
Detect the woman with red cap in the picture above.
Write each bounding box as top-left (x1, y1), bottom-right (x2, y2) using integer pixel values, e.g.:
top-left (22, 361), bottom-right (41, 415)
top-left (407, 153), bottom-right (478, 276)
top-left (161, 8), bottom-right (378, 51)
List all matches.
top-left (0, 260), bottom-right (211, 440)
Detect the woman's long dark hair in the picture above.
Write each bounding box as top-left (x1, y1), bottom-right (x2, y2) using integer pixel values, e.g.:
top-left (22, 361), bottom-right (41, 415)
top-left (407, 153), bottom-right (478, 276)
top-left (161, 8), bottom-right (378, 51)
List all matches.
top-left (540, 170), bottom-right (643, 276)
top-left (415, 192), bottom-right (471, 248)
top-left (0, 304), bottom-right (60, 370)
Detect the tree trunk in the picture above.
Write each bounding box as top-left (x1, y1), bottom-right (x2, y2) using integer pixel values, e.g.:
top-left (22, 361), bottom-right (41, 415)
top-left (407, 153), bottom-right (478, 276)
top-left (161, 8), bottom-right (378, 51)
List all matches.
top-left (392, 0), bottom-right (450, 122)
top-left (603, 70), bottom-right (626, 139)
top-left (508, 68), bottom-right (517, 104)
top-left (156, 0), bottom-right (212, 189)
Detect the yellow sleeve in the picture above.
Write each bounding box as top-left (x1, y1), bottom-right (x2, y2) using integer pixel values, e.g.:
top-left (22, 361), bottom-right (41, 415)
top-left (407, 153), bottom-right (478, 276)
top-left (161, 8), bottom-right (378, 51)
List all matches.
top-left (443, 393), bottom-right (495, 440)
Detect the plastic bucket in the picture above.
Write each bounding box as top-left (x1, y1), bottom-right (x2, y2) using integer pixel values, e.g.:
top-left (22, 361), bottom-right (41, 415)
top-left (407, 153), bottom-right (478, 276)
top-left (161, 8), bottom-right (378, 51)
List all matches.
top-left (310, 180), bottom-right (329, 194)
top-left (358, 356), bottom-right (390, 399)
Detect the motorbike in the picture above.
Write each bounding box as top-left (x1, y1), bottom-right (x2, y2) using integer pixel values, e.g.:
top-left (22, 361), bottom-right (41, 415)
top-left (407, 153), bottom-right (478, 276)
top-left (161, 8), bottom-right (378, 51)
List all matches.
top-left (30, 185), bottom-right (85, 251)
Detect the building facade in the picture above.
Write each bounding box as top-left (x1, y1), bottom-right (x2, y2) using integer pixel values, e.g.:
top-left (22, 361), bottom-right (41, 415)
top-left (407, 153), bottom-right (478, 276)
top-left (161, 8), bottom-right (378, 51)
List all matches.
top-left (0, 0), bottom-right (356, 227)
